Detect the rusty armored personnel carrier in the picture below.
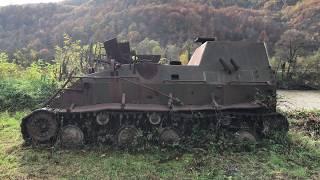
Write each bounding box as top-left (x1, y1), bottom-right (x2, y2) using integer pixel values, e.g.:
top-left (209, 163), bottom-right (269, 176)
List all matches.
top-left (21, 38), bottom-right (288, 147)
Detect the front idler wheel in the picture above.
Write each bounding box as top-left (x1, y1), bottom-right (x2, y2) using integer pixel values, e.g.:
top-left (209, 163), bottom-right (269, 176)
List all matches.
top-left (23, 111), bottom-right (58, 145)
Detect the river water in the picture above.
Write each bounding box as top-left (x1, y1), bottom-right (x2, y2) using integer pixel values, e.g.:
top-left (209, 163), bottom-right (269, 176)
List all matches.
top-left (277, 90), bottom-right (320, 111)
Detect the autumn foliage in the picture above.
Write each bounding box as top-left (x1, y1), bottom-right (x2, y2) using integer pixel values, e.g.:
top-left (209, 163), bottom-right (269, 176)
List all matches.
top-left (0, 0), bottom-right (318, 61)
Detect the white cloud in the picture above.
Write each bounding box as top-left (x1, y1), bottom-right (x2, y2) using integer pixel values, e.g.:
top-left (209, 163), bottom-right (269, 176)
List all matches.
top-left (0, 0), bottom-right (64, 6)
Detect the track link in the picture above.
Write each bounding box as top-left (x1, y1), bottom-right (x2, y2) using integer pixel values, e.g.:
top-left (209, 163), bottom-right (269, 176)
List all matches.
top-left (21, 109), bottom-right (289, 147)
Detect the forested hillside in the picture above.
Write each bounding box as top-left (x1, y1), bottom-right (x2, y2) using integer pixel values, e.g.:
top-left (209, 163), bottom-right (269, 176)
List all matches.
top-left (0, 0), bottom-right (319, 90)
top-left (1, 2), bottom-right (320, 179)
top-left (0, 0), bottom-right (319, 62)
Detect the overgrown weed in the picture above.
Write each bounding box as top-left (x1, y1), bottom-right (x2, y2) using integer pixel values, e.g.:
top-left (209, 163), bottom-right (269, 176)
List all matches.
top-left (1, 111), bottom-right (320, 179)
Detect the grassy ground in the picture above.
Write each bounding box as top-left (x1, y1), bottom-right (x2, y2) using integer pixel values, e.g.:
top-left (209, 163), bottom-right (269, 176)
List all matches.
top-left (1, 112), bottom-right (320, 179)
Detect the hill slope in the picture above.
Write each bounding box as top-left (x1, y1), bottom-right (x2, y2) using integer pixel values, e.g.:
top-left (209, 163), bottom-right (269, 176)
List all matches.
top-left (0, 0), bottom-right (319, 60)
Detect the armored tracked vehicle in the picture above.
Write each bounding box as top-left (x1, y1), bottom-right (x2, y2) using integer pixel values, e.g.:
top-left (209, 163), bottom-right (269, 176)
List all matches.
top-left (21, 37), bottom-right (288, 147)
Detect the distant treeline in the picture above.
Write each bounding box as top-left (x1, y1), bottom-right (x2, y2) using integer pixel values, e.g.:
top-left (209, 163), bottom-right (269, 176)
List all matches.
top-left (0, 0), bottom-right (319, 62)
top-left (0, 0), bottom-right (319, 99)
top-left (0, 34), bottom-right (319, 112)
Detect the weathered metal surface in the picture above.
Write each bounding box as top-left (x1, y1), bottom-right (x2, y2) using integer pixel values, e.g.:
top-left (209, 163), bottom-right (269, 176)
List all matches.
top-left (104, 38), bottom-right (131, 64)
top-left (159, 128), bottom-right (180, 144)
top-left (61, 125), bottom-right (84, 148)
top-left (136, 55), bottom-right (161, 63)
top-left (194, 37), bottom-right (216, 44)
top-left (136, 63), bottom-right (159, 79)
top-left (21, 37), bottom-right (288, 148)
top-left (54, 103), bottom-right (263, 113)
top-left (21, 109), bottom-right (57, 143)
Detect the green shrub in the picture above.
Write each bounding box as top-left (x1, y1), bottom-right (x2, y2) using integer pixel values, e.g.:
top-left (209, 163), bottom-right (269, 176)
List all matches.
top-left (275, 49), bottom-right (320, 89)
top-left (0, 78), bottom-right (57, 111)
top-left (0, 57), bottom-right (58, 111)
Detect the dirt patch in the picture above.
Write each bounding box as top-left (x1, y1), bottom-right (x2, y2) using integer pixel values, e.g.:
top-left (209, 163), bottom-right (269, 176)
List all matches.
top-left (278, 90), bottom-right (320, 111)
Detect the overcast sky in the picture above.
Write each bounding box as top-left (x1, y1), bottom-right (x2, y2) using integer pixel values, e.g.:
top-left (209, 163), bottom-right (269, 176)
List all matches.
top-left (0, 0), bottom-right (63, 6)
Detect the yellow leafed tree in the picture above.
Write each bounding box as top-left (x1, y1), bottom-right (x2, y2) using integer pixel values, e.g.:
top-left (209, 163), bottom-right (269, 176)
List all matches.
top-left (179, 50), bottom-right (189, 65)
